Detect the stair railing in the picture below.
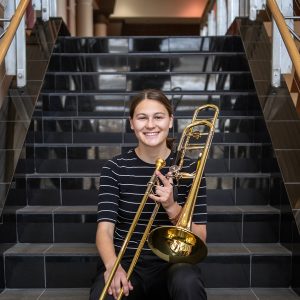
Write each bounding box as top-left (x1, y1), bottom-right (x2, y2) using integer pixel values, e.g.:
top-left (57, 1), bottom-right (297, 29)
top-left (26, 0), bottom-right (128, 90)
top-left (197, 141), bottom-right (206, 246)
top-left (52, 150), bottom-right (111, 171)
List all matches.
top-left (266, 0), bottom-right (300, 90)
top-left (0, 0), bottom-right (57, 88)
top-left (0, 0), bottom-right (30, 87)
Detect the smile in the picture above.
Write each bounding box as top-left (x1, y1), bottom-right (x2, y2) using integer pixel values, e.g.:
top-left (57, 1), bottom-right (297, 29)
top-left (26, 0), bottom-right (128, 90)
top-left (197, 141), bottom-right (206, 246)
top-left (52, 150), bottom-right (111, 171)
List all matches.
top-left (144, 132), bottom-right (159, 136)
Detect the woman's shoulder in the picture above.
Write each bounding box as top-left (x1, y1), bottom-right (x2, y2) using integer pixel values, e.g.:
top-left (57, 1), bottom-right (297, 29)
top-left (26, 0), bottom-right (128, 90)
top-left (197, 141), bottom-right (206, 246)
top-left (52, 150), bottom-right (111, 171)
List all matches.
top-left (104, 149), bottom-right (138, 168)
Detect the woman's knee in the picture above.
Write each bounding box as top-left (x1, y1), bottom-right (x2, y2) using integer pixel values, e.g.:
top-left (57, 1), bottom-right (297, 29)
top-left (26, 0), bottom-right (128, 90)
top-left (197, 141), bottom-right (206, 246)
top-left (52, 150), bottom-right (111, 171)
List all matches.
top-left (167, 263), bottom-right (205, 289)
top-left (167, 263), bottom-right (206, 299)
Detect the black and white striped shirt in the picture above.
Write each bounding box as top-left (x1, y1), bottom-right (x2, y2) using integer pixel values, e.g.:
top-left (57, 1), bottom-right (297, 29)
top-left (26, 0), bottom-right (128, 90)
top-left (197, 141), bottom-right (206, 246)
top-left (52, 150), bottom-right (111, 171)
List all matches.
top-left (97, 149), bottom-right (207, 257)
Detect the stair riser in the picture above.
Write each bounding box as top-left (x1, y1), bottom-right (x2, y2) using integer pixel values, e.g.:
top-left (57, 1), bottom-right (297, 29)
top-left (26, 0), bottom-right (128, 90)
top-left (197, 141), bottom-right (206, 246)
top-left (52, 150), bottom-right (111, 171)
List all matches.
top-left (11, 212), bottom-right (280, 244)
top-left (7, 176), bottom-right (286, 207)
top-left (3, 254), bottom-right (291, 289)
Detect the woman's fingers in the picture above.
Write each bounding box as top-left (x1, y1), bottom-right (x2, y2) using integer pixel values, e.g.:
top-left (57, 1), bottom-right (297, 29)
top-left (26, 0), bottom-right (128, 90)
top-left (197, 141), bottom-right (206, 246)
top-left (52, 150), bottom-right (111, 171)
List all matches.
top-left (109, 267), bottom-right (132, 299)
top-left (155, 170), bottom-right (173, 187)
top-left (120, 274), bottom-right (130, 296)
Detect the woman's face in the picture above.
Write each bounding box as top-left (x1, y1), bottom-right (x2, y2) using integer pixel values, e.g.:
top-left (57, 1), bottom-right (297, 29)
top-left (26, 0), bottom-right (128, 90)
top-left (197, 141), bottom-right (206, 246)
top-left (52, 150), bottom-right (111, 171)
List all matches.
top-left (130, 99), bottom-right (173, 149)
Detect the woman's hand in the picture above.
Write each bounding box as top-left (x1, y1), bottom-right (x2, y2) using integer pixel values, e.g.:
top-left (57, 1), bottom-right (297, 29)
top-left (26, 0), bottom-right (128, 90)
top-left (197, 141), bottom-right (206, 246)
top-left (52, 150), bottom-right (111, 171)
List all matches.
top-left (104, 264), bottom-right (133, 299)
top-left (149, 170), bottom-right (175, 210)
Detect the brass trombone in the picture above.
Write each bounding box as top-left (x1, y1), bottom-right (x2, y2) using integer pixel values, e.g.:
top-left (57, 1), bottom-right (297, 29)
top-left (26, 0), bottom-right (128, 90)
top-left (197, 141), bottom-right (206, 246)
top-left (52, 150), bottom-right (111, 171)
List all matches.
top-left (99, 104), bottom-right (219, 300)
top-left (148, 104), bottom-right (219, 263)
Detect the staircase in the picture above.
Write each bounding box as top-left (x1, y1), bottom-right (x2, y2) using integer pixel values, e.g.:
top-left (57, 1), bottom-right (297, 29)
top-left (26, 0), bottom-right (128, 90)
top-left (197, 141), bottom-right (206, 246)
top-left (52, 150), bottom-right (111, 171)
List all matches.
top-left (0, 35), bottom-right (299, 299)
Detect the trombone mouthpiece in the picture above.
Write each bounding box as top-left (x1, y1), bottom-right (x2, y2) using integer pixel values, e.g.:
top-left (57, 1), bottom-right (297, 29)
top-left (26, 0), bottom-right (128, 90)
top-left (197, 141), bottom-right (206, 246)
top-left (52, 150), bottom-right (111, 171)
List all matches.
top-left (155, 158), bottom-right (166, 171)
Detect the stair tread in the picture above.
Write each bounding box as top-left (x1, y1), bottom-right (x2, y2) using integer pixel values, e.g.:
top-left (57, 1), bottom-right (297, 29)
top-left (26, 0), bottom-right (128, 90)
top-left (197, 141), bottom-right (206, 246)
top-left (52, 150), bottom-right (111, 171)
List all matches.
top-left (3, 242), bottom-right (290, 256)
top-left (11, 205), bottom-right (280, 215)
top-left (14, 172), bottom-right (281, 178)
top-left (0, 287), bottom-right (298, 299)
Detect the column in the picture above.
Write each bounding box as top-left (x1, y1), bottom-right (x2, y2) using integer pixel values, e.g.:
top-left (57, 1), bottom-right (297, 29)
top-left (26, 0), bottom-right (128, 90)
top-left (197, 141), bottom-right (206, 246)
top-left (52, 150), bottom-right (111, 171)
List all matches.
top-left (76, 0), bottom-right (93, 36)
top-left (94, 14), bottom-right (108, 36)
top-left (57, 0), bottom-right (67, 24)
top-left (68, 0), bottom-right (76, 36)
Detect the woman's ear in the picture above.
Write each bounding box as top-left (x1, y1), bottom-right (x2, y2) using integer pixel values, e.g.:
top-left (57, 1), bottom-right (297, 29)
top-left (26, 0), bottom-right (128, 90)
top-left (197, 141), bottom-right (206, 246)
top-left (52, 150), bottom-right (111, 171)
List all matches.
top-left (129, 118), bottom-right (134, 130)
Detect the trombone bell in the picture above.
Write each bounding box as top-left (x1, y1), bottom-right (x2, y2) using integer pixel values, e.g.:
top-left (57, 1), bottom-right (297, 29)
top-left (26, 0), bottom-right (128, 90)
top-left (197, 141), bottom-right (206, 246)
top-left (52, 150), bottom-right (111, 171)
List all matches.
top-left (148, 226), bottom-right (207, 263)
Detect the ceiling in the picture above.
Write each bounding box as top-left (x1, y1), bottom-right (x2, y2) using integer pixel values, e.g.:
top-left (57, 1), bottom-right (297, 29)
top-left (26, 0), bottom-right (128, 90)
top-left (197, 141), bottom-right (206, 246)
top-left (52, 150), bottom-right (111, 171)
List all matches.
top-left (94, 0), bottom-right (210, 24)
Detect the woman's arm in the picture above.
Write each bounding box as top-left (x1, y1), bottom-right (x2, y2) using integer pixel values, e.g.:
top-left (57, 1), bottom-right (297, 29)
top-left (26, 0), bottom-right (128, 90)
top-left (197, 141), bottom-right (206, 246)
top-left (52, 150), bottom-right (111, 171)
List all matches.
top-left (96, 222), bottom-right (133, 299)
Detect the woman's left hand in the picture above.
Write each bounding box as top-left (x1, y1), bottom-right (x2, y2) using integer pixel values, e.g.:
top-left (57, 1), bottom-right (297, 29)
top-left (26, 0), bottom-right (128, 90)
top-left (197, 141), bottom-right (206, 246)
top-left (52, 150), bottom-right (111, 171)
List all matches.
top-left (148, 170), bottom-right (174, 210)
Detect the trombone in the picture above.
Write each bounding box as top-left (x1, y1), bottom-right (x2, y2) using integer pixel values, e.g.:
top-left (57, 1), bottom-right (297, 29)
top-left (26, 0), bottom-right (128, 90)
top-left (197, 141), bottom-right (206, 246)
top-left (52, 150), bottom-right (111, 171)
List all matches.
top-left (148, 104), bottom-right (219, 263)
top-left (99, 104), bottom-right (219, 300)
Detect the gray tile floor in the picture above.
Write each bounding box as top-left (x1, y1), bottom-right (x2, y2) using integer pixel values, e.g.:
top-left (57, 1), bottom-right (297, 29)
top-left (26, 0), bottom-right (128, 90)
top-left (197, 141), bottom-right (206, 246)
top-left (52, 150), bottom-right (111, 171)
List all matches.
top-left (0, 288), bottom-right (299, 299)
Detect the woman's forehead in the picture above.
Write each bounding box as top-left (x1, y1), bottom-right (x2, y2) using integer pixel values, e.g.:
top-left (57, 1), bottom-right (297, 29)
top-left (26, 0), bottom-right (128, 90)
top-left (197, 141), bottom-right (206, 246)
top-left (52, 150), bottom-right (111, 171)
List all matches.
top-left (134, 99), bottom-right (168, 113)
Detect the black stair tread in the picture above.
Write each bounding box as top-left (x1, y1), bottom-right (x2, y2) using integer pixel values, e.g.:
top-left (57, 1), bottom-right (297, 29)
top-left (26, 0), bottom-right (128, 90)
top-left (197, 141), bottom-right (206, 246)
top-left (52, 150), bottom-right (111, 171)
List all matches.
top-left (51, 52), bottom-right (247, 56)
top-left (0, 288), bottom-right (90, 299)
top-left (16, 205), bottom-right (97, 214)
top-left (40, 91), bottom-right (257, 96)
top-left (4, 243), bottom-right (290, 257)
top-left (206, 287), bottom-right (299, 299)
top-left (4, 243), bottom-right (97, 256)
top-left (207, 205), bottom-right (279, 214)
top-left (0, 287), bottom-right (298, 299)
top-left (46, 71), bottom-right (252, 75)
top-left (208, 243), bottom-right (291, 256)
top-left (14, 172), bottom-right (281, 178)
top-left (14, 205), bottom-right (279, 215)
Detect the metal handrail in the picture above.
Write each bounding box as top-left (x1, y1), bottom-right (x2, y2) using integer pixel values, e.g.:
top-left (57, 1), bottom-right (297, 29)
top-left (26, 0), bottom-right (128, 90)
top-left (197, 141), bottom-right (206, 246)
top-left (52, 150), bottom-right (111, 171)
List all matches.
top-left (199, 0), bottom-right (217, 32)
top-left (0, 0), bottom-right (31, 66)
top-left (267, 0), bottom-right (300, 81)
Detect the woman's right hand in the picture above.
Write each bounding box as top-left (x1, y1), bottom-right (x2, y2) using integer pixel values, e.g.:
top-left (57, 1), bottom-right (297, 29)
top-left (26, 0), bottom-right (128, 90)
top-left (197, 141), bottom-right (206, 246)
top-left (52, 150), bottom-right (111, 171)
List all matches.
top-left (104, 264), bottom-right (133, 299)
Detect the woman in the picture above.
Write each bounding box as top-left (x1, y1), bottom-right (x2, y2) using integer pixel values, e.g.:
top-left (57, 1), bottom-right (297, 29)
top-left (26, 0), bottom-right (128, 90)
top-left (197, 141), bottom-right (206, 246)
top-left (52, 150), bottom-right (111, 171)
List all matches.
top-left (90, 89), bottom-right (207, 300)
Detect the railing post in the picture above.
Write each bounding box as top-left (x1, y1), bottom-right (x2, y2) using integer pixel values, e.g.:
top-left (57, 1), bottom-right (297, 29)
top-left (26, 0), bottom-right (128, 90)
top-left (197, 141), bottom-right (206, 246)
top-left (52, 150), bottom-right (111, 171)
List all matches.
top-left (217, 0), bottom-right (227, 35)
top-left (16, 0), bottom-right (26, 87)
top-left (208, 10), bottom-right (216, 36)
top-left (249, 0), bottom-right (267, 20)
top-left (4, 0), bottom-right (16, 76)
top-left (271, 0), bottom-right (293, 87)
top-left (41, 0), bottom-right (49, 21)
top-left (32, 0), bottom-right (42, 11)
top-left (50, 0), bottom-right (57, 17)
top-left (227, 0), bottom-right (239, 26)
top-left (200, 26), bottom-right (208, 37)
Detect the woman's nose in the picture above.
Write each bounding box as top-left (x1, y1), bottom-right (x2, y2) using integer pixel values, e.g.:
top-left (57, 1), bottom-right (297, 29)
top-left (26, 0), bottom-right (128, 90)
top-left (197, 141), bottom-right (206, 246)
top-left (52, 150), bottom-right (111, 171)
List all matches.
top-left (146, 118), bottom-right (155, 128)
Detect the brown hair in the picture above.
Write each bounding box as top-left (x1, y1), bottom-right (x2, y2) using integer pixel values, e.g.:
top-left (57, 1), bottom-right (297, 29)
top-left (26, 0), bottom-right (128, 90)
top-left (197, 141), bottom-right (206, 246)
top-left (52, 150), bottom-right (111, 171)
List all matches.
top-left (129, 89), bottom-right (174, 149)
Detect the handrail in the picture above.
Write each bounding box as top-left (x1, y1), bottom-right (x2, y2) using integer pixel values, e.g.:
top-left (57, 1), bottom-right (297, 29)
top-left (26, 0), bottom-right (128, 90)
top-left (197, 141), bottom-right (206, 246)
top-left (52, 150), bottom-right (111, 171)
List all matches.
top-left (0, 0), bottom-right (31, 66)
top-left (199, 0), bottom-right (217, 32)
top-left (267, 0), bottom-right (300, 81)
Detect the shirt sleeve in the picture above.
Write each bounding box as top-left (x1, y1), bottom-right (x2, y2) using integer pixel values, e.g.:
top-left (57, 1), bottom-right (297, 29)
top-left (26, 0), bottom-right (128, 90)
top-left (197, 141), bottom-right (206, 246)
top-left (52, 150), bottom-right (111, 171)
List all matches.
top-left (97, 159), bottom-right (120, 223)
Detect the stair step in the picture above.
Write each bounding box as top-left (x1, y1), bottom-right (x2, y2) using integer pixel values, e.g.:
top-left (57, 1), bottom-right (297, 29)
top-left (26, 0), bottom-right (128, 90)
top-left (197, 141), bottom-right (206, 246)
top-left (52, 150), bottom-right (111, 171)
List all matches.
top-left (0, 287), bottom-right (299, 299)
top-left (16, 157), bottom-right (279, 175)
top-left (0, 205), bottom-right (280, 244)
top-left (207, 287), bottom-right (299, 299)
top-left (41, 72), bottom-right (255, 93)
top-left (6, 176), bottom-right (283, 208)
top-left (0, 288), bottom-right (90, 299)
top-left (2, 243), bottom-right (291, 289)
top-left (54, 36), bottom-right (245, 54)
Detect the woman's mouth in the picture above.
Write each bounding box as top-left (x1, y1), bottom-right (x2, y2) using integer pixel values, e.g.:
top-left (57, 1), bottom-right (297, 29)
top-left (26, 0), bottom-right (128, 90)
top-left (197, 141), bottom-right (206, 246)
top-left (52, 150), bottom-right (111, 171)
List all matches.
top-left (144, 132), bottom-right (159, 136)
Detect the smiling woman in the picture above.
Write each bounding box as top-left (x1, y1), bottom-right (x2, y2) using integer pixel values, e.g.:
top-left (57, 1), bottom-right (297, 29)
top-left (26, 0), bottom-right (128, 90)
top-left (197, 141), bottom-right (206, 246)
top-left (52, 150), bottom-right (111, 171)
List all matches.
top-left (129, 90), bottom-right (174, 163)
top-left (90, 89), bottom-right (208, 300)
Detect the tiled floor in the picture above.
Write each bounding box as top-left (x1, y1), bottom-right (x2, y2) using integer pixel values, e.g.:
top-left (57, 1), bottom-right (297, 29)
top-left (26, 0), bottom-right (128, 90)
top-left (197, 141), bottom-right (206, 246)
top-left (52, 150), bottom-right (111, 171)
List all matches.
top-left (0, 288), bottom-right (299, 299)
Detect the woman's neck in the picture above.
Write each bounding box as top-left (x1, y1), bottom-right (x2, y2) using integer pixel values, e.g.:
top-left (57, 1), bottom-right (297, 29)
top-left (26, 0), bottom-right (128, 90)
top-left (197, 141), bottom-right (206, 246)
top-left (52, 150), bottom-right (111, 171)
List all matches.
top-left (135, 145), bottom-right (171, 164)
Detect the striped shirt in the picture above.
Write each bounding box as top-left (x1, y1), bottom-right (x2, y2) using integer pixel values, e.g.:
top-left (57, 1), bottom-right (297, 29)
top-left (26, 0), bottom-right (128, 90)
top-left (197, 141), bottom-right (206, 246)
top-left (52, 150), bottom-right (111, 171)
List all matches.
top-left (97, 149), bottom-right (207, 257)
